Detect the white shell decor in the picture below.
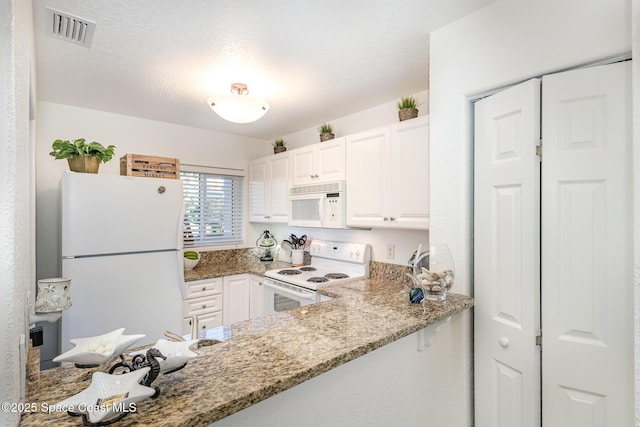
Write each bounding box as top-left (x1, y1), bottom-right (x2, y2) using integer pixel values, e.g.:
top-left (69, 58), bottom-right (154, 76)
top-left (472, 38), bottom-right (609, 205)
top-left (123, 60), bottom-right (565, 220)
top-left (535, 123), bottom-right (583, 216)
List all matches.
top-left (416, 267), bottom-right (455, 291)
top-left (53, 328), bottom-right (145, 367)
top-left (131, 338), bottom-right (199, 374)
top-left (53, 368), bottom-right (155, 425)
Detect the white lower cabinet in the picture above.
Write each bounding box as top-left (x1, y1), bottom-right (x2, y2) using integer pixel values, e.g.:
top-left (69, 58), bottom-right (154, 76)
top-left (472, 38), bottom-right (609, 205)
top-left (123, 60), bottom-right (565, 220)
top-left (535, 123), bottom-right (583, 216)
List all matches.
top-left (182, 277), bottom-right (223, 336)
top-left (223, 274), bottom-right (264, 325)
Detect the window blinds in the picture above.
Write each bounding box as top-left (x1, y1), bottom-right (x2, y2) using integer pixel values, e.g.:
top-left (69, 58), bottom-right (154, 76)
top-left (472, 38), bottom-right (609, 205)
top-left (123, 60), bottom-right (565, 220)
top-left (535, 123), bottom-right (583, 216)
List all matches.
top-left (181, 171), bottom-right (244, 247)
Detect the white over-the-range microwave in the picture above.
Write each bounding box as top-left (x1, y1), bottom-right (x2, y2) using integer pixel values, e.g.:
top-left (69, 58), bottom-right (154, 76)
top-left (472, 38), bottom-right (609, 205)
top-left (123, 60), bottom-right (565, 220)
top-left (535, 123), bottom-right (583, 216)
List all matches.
top-left (288, 181), bottom-right (345, 228)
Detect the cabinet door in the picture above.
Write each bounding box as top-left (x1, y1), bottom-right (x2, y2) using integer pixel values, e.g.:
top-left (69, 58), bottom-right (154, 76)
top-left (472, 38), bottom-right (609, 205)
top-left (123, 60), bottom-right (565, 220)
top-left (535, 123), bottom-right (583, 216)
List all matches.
top-left (248, 275), bottom-right (264, 319)
top-left (182, 311), bottom-right (223, 336)
top-left (316, 137), bottom-right (345, 182)
top-left (290, 146), bottom-right (316, 186)
top-left (389, 117), bottom-right (429, 229)
top-left (345, 128), bottom-right (389, 228)
top-left (223, 275), bottom-right (250, 324)
top-left (248, 158), bottom-right (269, 222)
top-left (268, 154), bottom-right (290, 222)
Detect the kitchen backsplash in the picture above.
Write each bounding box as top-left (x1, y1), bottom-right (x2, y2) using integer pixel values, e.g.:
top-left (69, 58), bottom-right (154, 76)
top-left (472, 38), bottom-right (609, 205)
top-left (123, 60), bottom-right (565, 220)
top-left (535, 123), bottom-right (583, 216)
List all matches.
top-left (196, 247), bottom-right (311, 267)
top-left (369, 261), bottom-right (411, 282)
top-left (195, 248), bottom-right (409, 282)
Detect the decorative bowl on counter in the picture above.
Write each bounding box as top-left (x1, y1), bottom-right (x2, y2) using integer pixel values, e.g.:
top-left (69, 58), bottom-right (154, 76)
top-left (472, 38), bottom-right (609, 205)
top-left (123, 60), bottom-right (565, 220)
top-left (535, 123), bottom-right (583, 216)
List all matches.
top-left (183, 250), bottom-right (200, 270)
top-left (53, 368), bottom-right (156, 425)
top-left (53, 328), bottom-right (146, 368)
top-left (130, 338), bottom-right (199, 374)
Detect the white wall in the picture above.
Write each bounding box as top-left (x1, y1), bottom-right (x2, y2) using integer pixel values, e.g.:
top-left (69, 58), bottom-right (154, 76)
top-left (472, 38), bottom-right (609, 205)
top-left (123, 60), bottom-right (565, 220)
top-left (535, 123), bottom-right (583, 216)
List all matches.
top-left (429, 0), bottom-right (632, 425)
top-left (282, 90), bottom-right (429, 149)
top-left (1, 0), bottom-right (35, 425)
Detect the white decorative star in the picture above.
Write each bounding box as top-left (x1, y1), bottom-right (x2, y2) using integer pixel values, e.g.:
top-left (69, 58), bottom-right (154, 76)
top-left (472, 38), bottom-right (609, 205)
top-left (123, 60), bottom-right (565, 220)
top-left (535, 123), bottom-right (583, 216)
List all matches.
top-left (53, 328), bottom-right (145, 367)
top-left (131, 338), bottom-right (199, 373)
top-left (53, 368), bottom-right (155, 424)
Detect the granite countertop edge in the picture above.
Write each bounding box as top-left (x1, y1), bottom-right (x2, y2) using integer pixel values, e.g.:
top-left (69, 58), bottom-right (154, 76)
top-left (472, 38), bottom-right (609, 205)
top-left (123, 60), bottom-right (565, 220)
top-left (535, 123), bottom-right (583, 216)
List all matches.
top-left (21, 262), bottom-right (474, 427)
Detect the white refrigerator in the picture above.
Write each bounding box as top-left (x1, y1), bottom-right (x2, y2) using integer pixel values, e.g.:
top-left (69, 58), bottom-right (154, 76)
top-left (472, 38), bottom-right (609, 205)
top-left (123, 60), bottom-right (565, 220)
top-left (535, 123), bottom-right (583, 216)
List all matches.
top-left (60, 171), bottom-right (184, 352)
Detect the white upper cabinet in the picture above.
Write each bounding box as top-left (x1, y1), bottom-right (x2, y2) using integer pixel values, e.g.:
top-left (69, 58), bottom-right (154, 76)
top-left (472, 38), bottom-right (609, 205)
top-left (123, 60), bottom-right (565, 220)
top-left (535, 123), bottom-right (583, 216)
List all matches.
top-left (346, 116), bottom-right (429, 230)
top-left (290, 137), bottom-right (345, 186)
top-left (248, 152), bottom-right (290, 223)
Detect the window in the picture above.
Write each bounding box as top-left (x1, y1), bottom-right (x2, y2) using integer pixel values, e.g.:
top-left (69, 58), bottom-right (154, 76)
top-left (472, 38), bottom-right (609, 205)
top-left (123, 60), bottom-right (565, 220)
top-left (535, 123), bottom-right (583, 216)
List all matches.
top-left (181, 170), bottom-right (244, 247)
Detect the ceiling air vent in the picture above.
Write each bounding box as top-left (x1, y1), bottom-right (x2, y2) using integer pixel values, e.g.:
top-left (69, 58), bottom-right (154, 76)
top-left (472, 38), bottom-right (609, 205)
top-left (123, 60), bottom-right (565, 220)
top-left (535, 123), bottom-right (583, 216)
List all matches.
top-left (45, 7), bottom-right (96, 47)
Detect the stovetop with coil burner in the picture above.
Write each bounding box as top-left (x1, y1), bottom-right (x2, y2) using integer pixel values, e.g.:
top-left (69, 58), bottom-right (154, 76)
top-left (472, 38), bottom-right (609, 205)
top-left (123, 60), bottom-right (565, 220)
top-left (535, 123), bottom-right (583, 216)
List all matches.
top-left (264, 240), bottom-right (371, 291)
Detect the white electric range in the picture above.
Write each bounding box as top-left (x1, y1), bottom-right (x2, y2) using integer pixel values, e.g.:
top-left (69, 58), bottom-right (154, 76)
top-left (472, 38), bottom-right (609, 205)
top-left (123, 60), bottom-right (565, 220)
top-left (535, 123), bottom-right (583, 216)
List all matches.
top-left (263, 240), bottom-right (371, 314)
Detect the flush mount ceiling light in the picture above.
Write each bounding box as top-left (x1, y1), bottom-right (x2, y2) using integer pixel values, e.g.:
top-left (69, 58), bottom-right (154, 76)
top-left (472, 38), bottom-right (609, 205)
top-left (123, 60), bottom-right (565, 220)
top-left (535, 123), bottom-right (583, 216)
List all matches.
top-left (207, 83), bottom-right (270, 124)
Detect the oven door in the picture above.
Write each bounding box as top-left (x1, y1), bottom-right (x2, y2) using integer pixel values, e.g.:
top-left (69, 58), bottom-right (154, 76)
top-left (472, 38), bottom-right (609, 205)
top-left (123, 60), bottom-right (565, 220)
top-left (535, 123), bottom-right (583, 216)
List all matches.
top-left (263, 278), bottom-right (318, 315)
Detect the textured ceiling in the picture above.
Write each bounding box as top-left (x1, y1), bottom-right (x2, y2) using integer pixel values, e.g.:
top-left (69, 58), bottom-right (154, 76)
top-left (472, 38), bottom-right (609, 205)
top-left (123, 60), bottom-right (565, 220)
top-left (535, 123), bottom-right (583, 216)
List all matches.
top-left (33, 0), bottom-right (496, 140)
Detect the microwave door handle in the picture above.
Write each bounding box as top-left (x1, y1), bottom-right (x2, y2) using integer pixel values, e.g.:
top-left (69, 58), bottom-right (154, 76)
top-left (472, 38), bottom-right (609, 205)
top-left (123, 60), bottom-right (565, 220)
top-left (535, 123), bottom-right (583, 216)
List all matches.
top-left (263, 282), bottom-right (316, 300)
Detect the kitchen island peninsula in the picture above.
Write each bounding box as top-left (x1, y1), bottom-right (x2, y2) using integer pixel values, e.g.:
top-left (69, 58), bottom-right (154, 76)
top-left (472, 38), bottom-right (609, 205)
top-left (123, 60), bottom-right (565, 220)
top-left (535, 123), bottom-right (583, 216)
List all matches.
top-left (19, 262), bottom-right (473, 427)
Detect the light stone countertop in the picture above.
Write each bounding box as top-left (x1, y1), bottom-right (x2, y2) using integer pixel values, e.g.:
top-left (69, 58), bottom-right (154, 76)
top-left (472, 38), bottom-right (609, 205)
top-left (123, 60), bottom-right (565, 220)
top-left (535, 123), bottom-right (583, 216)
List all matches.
top-left (20, 260), bottom-right (473, 427)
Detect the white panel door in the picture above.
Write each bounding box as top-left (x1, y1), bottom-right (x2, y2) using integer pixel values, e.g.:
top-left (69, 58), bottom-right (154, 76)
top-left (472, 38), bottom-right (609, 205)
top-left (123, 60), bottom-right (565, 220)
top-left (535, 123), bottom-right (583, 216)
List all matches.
top-left (541, 61), bottom-right (632, 426)
top-left (474, 78), bottom-right (541, 427)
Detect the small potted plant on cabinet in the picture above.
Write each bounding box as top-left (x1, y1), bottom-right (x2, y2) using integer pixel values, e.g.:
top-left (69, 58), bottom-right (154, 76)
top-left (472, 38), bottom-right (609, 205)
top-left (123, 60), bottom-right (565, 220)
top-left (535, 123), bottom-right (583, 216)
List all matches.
top-left (272, 138), bottom-right (287, 154)
top-left (49, 138), bottom-right (116, 173)
top-left (318, 123), bottom-right (335, 142)
top-left (396, 96), bottom-right (420, 121)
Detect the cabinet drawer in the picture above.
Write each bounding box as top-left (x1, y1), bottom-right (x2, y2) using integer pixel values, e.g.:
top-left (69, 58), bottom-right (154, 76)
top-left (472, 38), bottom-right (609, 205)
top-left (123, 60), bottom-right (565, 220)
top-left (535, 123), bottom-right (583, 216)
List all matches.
top-left (184, 278), bottom-right (222, 299)
top-left (182, 311), bottom-right (223, 336)
top-left (183, 294), bottom-right (222, 317)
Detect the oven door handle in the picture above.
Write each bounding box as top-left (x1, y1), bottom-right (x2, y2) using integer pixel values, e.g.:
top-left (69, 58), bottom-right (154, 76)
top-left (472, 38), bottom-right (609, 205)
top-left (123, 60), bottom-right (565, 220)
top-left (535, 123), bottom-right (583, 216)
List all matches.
top-left (263, 281), bottom-right (316, 300)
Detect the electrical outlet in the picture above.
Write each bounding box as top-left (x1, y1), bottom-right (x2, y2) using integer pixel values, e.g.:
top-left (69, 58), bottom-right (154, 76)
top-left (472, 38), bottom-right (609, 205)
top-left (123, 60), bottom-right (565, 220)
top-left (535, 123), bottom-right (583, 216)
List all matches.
top-left (386, 244), bottom-right (395, 259)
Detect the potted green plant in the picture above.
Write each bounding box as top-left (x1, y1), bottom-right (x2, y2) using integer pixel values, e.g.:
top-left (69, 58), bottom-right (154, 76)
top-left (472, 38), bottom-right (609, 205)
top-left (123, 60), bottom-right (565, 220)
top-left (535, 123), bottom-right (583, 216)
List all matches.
top-left (318, 123), bottom-right (335, 142)
top-left (49, 138), bottom-right (116, 174)
top-left (396, 96), bottom-right (420, 121)
top-left (272, 138), bottom-right (287, 154)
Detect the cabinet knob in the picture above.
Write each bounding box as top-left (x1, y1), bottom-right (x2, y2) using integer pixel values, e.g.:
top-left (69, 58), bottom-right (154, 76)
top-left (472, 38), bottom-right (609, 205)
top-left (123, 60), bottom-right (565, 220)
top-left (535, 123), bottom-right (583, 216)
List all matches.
top-left (202, 286), bottom-right (206, 291)
top-left (202, 304), bottom-right (206, 309)
top-left (314, 174), bottom-right (319, 178)
top-left (499, 337), bottom-right (509, 348)
top-left (310, 174), bottom-right (314, 178)
top-left (383, 217), bottom-right (389, 221)
top-left (390, 217), bottom-right (396, 221)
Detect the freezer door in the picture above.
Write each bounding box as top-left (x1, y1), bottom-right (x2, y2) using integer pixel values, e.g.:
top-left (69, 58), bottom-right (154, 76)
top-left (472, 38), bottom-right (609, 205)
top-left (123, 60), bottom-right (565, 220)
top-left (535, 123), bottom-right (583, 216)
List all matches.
top-left (61, 251), bottom-right (183, 351)
top-left (62, 172), bottom-right (184, 257)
